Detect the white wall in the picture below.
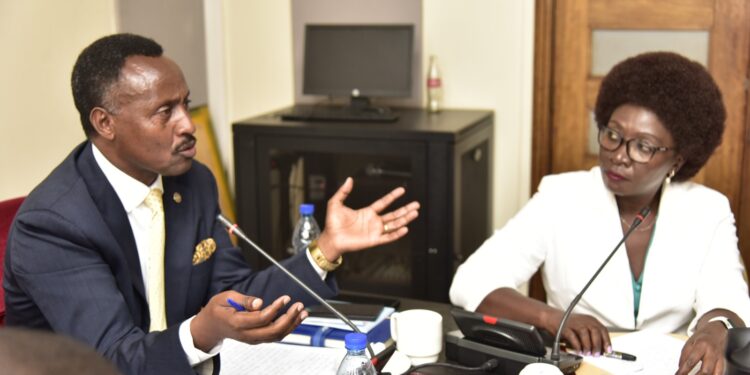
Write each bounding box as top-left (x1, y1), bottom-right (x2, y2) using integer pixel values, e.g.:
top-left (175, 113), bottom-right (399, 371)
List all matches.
top-left (118, 0), bottom-right (208, 106)
top-left (423, 1), bottom-right (535, 227)
top-left (212, 0), bottom-right (296, 190)
top-left (0, 1), bottom-right (116, 200)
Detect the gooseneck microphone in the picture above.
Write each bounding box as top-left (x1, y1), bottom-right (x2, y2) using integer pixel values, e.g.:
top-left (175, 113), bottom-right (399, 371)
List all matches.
top-left (549, 206), bottom-right (651, 361)
top-left (216, 214), bottom-right (376, 358)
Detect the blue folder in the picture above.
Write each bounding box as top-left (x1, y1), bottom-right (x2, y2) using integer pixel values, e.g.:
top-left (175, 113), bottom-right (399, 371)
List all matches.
top-left (282, 318), bottom-right (391, 348)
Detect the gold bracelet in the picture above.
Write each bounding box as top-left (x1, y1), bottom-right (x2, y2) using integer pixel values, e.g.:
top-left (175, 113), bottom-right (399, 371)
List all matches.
top-left (308, 240), bottom-right (343, 272)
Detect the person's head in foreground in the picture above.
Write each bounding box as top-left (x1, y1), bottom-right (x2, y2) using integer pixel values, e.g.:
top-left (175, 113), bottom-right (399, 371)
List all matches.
top-left (0, 327), bottom-right (121, 375)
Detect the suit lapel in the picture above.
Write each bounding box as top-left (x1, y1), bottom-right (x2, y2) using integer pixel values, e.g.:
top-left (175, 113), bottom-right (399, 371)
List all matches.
top-left (76, 143), bottom-right (148, 312)
top-left (163, 177), bottom-right (194, 325)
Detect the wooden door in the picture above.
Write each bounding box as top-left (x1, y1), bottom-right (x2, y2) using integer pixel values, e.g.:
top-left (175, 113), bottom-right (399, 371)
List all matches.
top-left (532, 0), bottom-right (750, 300)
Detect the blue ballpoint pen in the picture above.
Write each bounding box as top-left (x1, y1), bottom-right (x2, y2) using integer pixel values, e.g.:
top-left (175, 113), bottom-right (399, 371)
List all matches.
top-left (227, 298), bottom-right (246, 312)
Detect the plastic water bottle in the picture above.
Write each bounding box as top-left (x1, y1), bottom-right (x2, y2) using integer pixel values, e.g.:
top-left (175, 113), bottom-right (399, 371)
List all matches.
top-left (336, 333), bottom-right (377, 375)
top-left (290, 203), bottom-right (320, 255)
top-left (427, 55), bottom-right (442, 113)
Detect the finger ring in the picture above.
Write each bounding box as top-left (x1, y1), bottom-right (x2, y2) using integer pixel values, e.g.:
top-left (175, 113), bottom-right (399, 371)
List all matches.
top-left (383, 223), bottom-right (389, 233)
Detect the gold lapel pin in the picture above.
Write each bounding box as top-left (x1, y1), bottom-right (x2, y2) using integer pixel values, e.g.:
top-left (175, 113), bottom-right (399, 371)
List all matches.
top-left (173, 192), bottom-right (182, 204)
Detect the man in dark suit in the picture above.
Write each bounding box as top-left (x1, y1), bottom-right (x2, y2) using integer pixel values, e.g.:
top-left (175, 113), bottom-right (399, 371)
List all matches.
top-left (3, 33), bottom-right (420, 375)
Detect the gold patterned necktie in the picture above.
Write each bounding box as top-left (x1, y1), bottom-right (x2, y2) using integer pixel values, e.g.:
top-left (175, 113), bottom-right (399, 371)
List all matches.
top-left (143, 188), bottom-right (167, 332)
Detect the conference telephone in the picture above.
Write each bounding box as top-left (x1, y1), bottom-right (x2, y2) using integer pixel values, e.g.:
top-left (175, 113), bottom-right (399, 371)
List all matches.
top-left (451, 308), bottom-right (547, 355)
top-left (446, 308), bottom-right (582, 374)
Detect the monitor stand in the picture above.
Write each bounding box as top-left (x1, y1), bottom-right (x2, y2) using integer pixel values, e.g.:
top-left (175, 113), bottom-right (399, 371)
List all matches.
top-left (345, 96), bottom-right (396, 117)
top-left (349, 96), bottom-right (373, 110)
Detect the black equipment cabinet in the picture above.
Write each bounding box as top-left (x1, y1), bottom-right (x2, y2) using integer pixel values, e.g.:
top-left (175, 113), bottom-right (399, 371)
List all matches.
top-left (233, 106), bottom-right (493, 302)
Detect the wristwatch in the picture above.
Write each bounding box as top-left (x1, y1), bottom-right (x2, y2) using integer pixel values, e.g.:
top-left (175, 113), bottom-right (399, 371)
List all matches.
top-left (308, 240), bottom-right (343, 272)
top-left (708, 316), bottom-right (736, 330)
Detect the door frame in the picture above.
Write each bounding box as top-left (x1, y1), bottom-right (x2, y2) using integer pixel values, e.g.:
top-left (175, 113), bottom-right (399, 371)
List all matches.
top-left (529, 0), bottom-right (555, 301)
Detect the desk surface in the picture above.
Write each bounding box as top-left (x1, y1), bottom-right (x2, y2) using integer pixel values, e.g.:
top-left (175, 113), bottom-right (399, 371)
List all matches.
top-left (397, 295), bottom-right (583, 374)
top-left (364, 293), bottom-right (674, 375)
top-left (220, 294), bottom-right (687, 374)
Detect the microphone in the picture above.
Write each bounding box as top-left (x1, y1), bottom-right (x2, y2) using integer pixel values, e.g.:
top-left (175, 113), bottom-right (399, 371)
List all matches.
top-left (549, 206), bottom-right (651, 361)
top-left (216, 214), bottom-right (376, 358)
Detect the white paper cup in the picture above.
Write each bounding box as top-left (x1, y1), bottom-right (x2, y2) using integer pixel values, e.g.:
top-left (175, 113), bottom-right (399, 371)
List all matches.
top-left (389, 309), bottom-right (443, 366)
top-left (519, 363), bottom-right (564, 375)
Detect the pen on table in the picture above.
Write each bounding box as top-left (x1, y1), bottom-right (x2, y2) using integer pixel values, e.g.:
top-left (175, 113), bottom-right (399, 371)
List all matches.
top-left (227, 298), bottom-right (246, 312)
top-left (371, 342), bottom-right (397, 368)
top-left (605, 350), bottom-right (637, 361)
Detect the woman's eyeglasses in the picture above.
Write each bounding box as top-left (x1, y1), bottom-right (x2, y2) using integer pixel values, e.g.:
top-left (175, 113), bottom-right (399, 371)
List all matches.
top-left (598, 127), bottom-right (674, 163)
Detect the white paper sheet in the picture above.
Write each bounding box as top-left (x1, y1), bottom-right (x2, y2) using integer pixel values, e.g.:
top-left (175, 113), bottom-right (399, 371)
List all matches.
top-left (221, 340), bottom-right (388, 374)
top-left (583, 331), bottom-right (699, 375)
top-left (221, 340), bottom-right (347, 375)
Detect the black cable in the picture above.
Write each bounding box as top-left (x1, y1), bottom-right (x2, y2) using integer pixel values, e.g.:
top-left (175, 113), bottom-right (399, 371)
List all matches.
top-left (403, 358), bottom-right (499, 374)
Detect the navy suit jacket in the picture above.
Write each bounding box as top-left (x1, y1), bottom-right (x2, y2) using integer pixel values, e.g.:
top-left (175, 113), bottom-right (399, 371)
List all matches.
top-left (4, 142), bottom-right (338, 374)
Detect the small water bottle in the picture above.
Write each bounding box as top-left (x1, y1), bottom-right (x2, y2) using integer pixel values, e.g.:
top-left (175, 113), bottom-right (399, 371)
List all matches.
top-left (336, 333), bottom-right (377, 375)
top-left (290, 203), bottom-right (320, 255)
top-left (426, 55), bottom-right (442, 113)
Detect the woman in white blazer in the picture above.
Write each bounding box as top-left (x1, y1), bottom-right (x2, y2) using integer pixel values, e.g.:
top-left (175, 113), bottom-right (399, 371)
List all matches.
top-left (450, 52), bottom-right (750, 375)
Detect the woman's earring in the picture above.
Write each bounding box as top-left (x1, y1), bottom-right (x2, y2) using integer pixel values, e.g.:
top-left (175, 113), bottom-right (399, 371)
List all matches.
top-left (666, 169), bottom-right (676, 185)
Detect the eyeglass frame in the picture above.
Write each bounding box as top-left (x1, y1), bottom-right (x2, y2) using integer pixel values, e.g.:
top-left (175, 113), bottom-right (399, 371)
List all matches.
top-left (597, 126), bottom-right (676, 163)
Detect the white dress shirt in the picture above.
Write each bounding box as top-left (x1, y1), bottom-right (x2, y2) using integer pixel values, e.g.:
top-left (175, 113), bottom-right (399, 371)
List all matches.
top-left (450, 167), bottom-right (750, 334)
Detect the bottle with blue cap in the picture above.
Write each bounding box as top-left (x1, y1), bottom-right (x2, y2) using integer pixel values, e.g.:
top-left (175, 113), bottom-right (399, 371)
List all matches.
top-left (290, 203), bottom-right (321, 255)
top-left (336, 332), bottom-right (377, 375)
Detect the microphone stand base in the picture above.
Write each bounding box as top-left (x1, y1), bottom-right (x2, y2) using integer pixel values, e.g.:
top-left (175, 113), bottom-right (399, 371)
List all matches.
top-left (445, 330), bottom-right (582, 374)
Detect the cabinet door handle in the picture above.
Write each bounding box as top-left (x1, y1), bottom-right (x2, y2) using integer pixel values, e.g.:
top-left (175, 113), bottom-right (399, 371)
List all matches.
top-left (472, 147), bottom-right (483, 162)
top-left (365, 164), bottom-right (412, 178)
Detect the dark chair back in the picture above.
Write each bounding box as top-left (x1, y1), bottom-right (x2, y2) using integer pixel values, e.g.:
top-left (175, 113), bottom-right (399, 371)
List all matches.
top-left (0, 197), bottom-right (25, 325)
top-left (727, 327), bottom-right (750, 375)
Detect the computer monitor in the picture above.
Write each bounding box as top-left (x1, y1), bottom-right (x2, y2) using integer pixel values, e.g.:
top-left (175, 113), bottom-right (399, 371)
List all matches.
top-left (302, 24), bottom-right (413, 108)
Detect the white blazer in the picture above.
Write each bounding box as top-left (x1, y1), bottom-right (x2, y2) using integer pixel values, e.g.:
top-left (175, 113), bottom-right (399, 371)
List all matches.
top-left (450, 167), bottom-right (750, 334)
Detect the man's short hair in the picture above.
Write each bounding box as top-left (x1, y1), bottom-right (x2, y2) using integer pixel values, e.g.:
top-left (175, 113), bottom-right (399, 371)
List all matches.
top-left (0, 327), bottom-right (121, 374)
top-left (71, 33), bottom-right (163, 137)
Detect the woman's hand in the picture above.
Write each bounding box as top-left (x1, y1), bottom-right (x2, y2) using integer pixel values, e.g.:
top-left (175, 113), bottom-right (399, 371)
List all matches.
top-left (676, 321), bottom-right (728, 375)
top-left (315, 177), bottom-right (420, 261)
top-left (543, 309), bottom-right (611, 356)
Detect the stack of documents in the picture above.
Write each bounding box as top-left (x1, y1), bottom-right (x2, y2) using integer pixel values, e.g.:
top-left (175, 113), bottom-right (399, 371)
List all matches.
top-left (221, 340), bottom-right (389, 375)
top-left (222, 340), bottom-right (346, 374)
